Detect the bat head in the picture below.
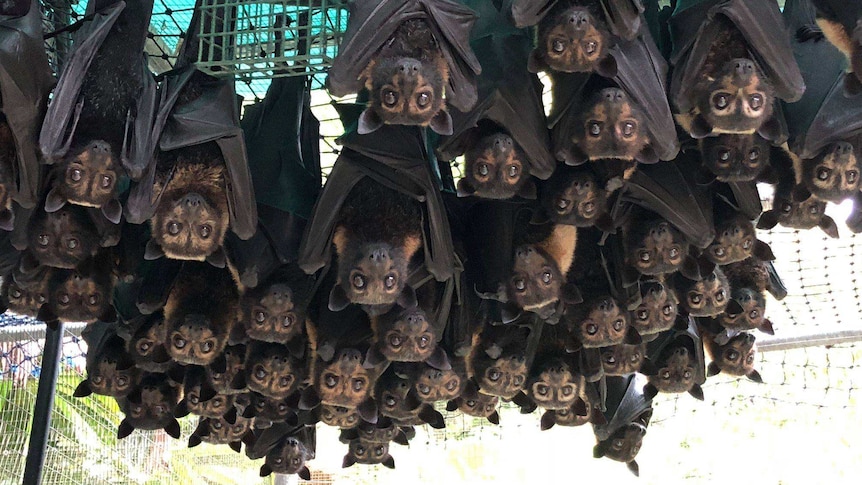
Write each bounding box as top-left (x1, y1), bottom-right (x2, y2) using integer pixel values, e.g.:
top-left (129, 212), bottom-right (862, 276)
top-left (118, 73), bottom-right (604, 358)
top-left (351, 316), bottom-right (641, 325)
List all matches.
top-left (47, 262), bottom-right (115, 324)
top-left (50, 140), bottom-right (121, 212)
top-left (721, 286), bottom-right (769, 333)
top-left (319, 405), bottom-right (361, 428)
top-left (459, 132), bottom-right (535, 200)
top-left (342, 439), bottom-right (396, 469)
top-left (800, 142), bottom-right (861, 203)
top-left (245, 342), bottom-right (304, 400)
top-left (624, 218), bottom-right (688, 276)
top-left (206, 344), bottom-right (247, 394)
top-left (708, 332), bottom-right (761, 381)
top-left (375, 368), bottom-right (422, 421)
top-left (76, 338), bottom-right (138, 399)
top-left (576, 88), bottom-right (653, 163)
top-left (541, 165), bottom-right (609, 227)
top-left (260, 436), bottom-right (313, 478)
top-left (471, 351), bottom-right (528, 399)
top-left (700, 134), bottom-right (770, 182)
top-left (1, 272), bottom-right (50, 318)
top-left (568, 295), bottom-right (631, 348)
top-left (242, 392), bottom-right (297, 428)
top-left (543, 399), bottom-right (593, 429)
top-left (192, 415), bottom-right (254, 447)
top-left (166, 313), bottom-right (229, 366)
top-left (315, 348), bottom-right (376, 409)
top-left (451, 380), bottom-right (499, 422)
top-left (532, 4), bottom-right (614, 74)
top-left (631, 281), bottom-right (678, 337)
top-left (362, 54), bottom-right (451, 135)
top-left (760, 191), bottom-right (838, 237)
top-left (647, 345), bottom-right (699, 395)
top-left (693, 58), bottom-right (775, 136)
top-left (373, 306), bottom-right (438, 363)
top-left (705, 215), bottom-right (757, 265)
top-left (179, 368), bottom-right (234, 418)
top-left (151, 190), bottom-right (229, 262)
top-left (601, 342), bottom-right (646, 376)
top-left (242, 283), bottom-right (307, 344)
top-left (413, 361), bottom-right (463, 403)
top-left (675, 268), bottom-right (730, 317)
top-left (127, 315), bottom-right (172, 372)
top-left (117, 374), bottom-right (181, 439)
top-left (527, 357), bottom-right (583, 410)
top-left (593, 421), bottom-right (648, 476)
top-left (507, 244), bottom-right (564, 317)
top-left (27, 205), bottom-right (100, 269)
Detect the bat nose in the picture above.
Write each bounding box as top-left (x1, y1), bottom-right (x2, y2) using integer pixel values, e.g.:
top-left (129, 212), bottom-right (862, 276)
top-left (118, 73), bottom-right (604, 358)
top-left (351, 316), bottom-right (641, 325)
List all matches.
top-left (340, 349), bottom-right (362, 362)
top-left (491, 134), bottom-right (514, 155)
top-left (569, 10), bottom-right (590, 29)
top-left (406, 312), bottom-right (425, 326)
top-left (602, 88), bottom-right (625, 103)
top-left (733, 59), bottom-right (755, 78)
top-left (89, 141), bottom-right (111, 154)
top-left (183, 193), bottom-right (205, 208)
top-left (397, 59), bottom-right (422, 76)
top-left (515, 246), bottom-right (534, 258)
top-left (834, 142), bottom-right (854, 155)
top-left (369, 247), bottom-right (389, 263)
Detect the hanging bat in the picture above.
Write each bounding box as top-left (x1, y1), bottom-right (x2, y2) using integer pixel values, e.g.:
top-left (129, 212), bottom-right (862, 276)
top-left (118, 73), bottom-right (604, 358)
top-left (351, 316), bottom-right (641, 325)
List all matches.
top-left (162, 261), bottom-right (240, 366)
top-left (124, 312), bottom-right (173, 373)
top-left (641, 316), bottom-right (706, 400)
top-left (117, 372), bottom-right (182, 439)
top-left (566, 293), bottom-right (637, 349)
top-left (592, 374), bottom-right (653, 477)
top-left (251, 423), bottom-right (315, 479)
top-left (704, 210), bottom-right (774, 266)
top-left (239, 392), bottom-right (299, 429)
top-left (244, 341), bottom-right (307, 400)
top-left (73, 322), bottom-right (139, 399)
top-left (810, 0), bottom-right (862, 94)
top-left (455, 129), bottom-right (537, 199)
top-left (466, 321), bottom-right (534, 399)
top-left (526, 354), bottom-right (587, 411)
top-left (0, 262), bottom-right (50, 317)
top-left (318, 405), bottom-right (362, 429)
top-left (703, 330), bottom-right (763, 382)
top-left (174, 365), bottom-right (235, 420)
top-left (698, 133), bottom-right (773, 182)
top-left (630, 279), bottom-right (678, 339)
top-left (0, 0), bottom-right (54, 228)
top-left (446, 379), bottom-right (500, 424)
top-left (668, 0), bottom-right (804, 141)
top-left (341, 438), bottom-right (396, 469)
top-left (412, 355), bottom-right (465, 404)
top-left (601, 341), bottom-right (647, 377)
top-left (539, 383), bottom-right (605, 430)
top-left (374, 364), bottom-right (446, 428)
top-left (26, 204), bottom-right (106, 269)
top-left (326, 0), bottom-right (482, 134)
top-left (187, 415), bottom-right (256, 452)
top-left (239, 264), bottom-right (313, 351)
top-left (673, 266), bottom-right (732, 318)
top-left (717, 257), bottom-right (776, 335)
top-left (41, 252), bottom-right (117, 324)
top-left (538, 163), bottom-right (611, 229)
top-left (622, 209), bottom-right (692, 277)
top-left (339, 421), bottom-right (412, 447)
top-left (206, 343), bottom-right (248, 395)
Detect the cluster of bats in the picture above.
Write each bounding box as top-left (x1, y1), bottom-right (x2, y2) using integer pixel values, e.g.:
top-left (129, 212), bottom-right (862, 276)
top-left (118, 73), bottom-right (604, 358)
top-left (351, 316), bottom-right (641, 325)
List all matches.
top-left (2, 0), bottom-right (862, 479)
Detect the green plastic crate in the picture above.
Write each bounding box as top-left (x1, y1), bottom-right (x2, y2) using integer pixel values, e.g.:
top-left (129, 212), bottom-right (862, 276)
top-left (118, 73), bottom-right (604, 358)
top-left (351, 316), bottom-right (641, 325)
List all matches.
top-left (195, 0), bottom-right (348, 80)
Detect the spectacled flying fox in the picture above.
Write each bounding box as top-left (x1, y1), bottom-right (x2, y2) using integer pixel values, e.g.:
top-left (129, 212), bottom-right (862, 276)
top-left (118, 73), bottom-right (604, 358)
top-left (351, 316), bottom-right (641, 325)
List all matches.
top-left (357, 18), bottom-right (452, 135)
top-left (257, 426), bottom-right (316, 479)
top-left (239, 264), bottom-right (312, 352)
top-left (374, 365), bottom-right (445, 429)
top-left (699, 133), bottom-right (772, 182)
top-left (26, 204), bottom-right (103, 269)
top-left (705, 212), bottom-right (774, 266)
top-left (74, 330), bottom-right (139, 399)
top-left (630, 280), bottom-right (679, 339)
top-left (187, 415), bottom-right (255, 452)
top-left (41, 253), bottom-right (116, 324)
top-left (446, 378), bottom-right (500, 425)
top-left (797, 140), bottom-right (861, 204)
top-left (0, 264), bottom-right (51, 318)
top-left (244, 341), bottom-right (307, 400)
top-left (539, 163), bottom-right (611, 228)
top-left (467, 322), bottom-right (531, 400)
top-left (457, 128), bottom-right (537, 200)
top-left (719, 257), bottom-right (776, 335)
top-left (116, 372), bottom-right (182, 440)
top-left (623, 213), bottom-right (691, 277)
top-left (673, 267), bottom-right (731, 318)
top-left (703, 331), bottom-right (763, 383)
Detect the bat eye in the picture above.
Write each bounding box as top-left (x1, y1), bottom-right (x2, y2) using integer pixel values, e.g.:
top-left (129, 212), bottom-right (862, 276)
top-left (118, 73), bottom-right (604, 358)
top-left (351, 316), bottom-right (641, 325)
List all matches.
top-left (585, 40), bottom-right (597, 54)
top-left (690, 293), bottom-right (703, 305)
top-left (749, 309), bottom-right (759, 319)
top-left (716, 290), bottom-right (726, 302)
top-left (668, 247), bottom-right (680, 259)
top-left (582, 201), bottom-right (595, 213)
top-left (535, 384), bottom-right (549, 396)
top-left (808, 204), bottom-right (820, 215)
top-left (10, 288), bottom-right (22, 298)
top-left (848, 171), bottom-right (859, 183)
top-left (355, 445), bottom-right (366, 456)
top-left (585, 323), bottom-right (598, 335)
top-left (189, 394), bottom-right (200, 404)
top-left (541, 271), bottom-right (552, 284)
top-left (375, 446), bottom-right (385, 457)
top-left (466, 399), bottom-right (477, 407)
top-left (352, 274), bottom-right (366, 289)
top-left (476, 163), bottom-right (490, 177)
top-left (282, 315), bottom-right (294, 328)
top-left (713, 93), bottom-right (730, 110)
top-left (37, 234), bottom-right (49, 247)
top-left (199, 225), bottom-right (212, 239)
top-left (100, 175), bottom-right (112, 189)
top-left (746, 354), bottom-right (755, 364)
top-left (279, 376), bottom-right (293, 387)
top-left (717, 149), bottom-right (731, 163)
top-left (588, 122), bottom-right (601, 137)
top-left (66, 238), bottom-right (79, 249)
top-left (418, 335), bottom-right (430, 349)
top-left (416, 92), bottom-right (431, 107)
top-left (487, 369), bottom-right (501, 382)
top-left (292, 457), bottom-right (302, 467)
top-left (706, 272), bottom-right (717, 282)
top-left (137, 340), bottom-right (151, 353)
top-left (683, 370), bottom-right (692, 379)
top-left (781, 202), bottom-right (792, 213)
top-left (612, 439), bottom-right (624, 450)
top-left (37, 294), bottom-right (47, 304)
top-left (621, 121), bottom-right (636, 137)
top-left (556, 198), bottom-right (570, 210)
top-left (631, 353), bottom-right (641, 363)
top-left (88, 294), bottom-right (99, 305)
top-left (212, 421), bottom-right (223, 429)
top-left (173, 335), bottom-right (187, 349)
top-left (352, 378), bottom-right (365, 391)
top-left (604, 353), bottom-right (616, 364)
top-left (513, 278), bottom-right (526, 292)
top-left (726, 349), bottom-right (740, 361)
top-left (660, 370), bottom-right (670, 380)
top-left (70, 169), bottom-right (83, 182)
top-left (254, 311), bottom-right (266, 323)
top-left (507, 165), bottom-right (520, 178)
top-left (388, 334), bottom-right (403, 348)
top-left (59, 293), bottom-right (70, 305)
top-left (662, 304), bottom-right (674, 316)
top-left (277, 402), bottom-right (289, 413)
top-left (201, 340), bottom-right (214, 353)
top-left (383, 90), bottom-right (398, 107)
top-left (384, 274), bottom-right (396, 289)
top-left (636, 309), bottom-right (648, 321)
top-left (91, 375), bottom-right (103, 385)
top-left (749, 94), bottom-right (764, 110)
top-left (713, 246), bottom-right (726, 257)
top-left (817, 167), bottom-right (831, 180)
top-left (612, 319), bottom-right (624, 331)
top-left (552, 39), bottom-right (565, 53)
top-left (418, 384), bottom-right (431, 395)
top-left (561, 385), bottom-right (573, 396)
top-left (748, 148), bottom-right (761, 163)
top-left (742, 239), bottom-right (752, 250)
top-left (513, 375), bottom-right (524, 386)
top-left (168, 222), bottom-right (182, 235)
top-left (445, 379), bottom-right (458, 391)
top-left (324, 374), bottom-right (338, 388)
top-left (638, 250), bottom-right (650, 262)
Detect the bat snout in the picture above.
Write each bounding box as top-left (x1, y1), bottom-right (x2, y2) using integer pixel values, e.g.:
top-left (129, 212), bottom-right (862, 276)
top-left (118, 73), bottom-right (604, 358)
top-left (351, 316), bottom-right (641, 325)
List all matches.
top-left (732, 58), bottom-right (755, 79)
top-left (567, 9), bottom-right (591, 30)
top-left (396, 58), bottom-right (422, 77)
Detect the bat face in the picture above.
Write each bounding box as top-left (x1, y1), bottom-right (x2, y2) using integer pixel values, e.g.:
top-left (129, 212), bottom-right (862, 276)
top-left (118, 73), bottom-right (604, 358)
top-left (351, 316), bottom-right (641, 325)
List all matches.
top-left (343, 439), bottom-right (395, 468)
top-left (49, 268), bottom-right (113, 323)
top-left (84, 357), bottom-right (138, 398)
top-left (264, 437), bottom-right (312, 476)
top-left (414, 364), bottom-right (463, 403)
top-left (721, 287), bottom-right (767, 332)
top-left (700, 134), bottom-right (769, 182)
top-left (151, 191), bottom-right (228, 261)
top-left (120, 376), bottom-right (180, 433)
top-left (632, 282), bottom-right (678, 337)
top-left (706, 216), bottom-right (756, 265)
top-left (535, 5), bottom-right (610, 73)
top-left (549, 400), bottom-right (591, 427)
top-left (570, 296), bottom-right (629, 348)
top-left (461, 133), bottom-right (531, 200)
top-left (243, 284), bottom-right (306, 344)
top-left (677, 269), bottom-right (730, 317)
top-left (800, 142), bottom-right (861, 203)
top-left (649, 346), bottom-right (697, 394)
top-left (206, 344), bottom-right (246, 394)
top-left (316, 348), bottom-right (374, 408)
top-left (54, 141), bottom-right (119, 209)
top-left (198, 416), bottom-right (254, 445)
top-left (27, 206), bottom-right (100, 269)
top-left (352, 421), bottom-right (403, 444)
top-left (245, 343), bottom-right (304, 399)
top-left (473, 353), bottom-right (528, 399)
top-left (246, 392), bottom-right (296, 428)
top-left (694, 58), bottom-right (775, 134)
top-left (527, 359), bottom-right (582, 410)
top-left (507, 245), bottom-right (563, 315)
top-left (772, 194), bottom-right (832, 230)
top-left (319, 405), bottom-right (360, 428)
top-left (185, 387), bottom-right (234, 419)
top-left (577, 89), bottom-right (650, 161)
top-left (601, 343), bottom-right (646, 376)
top-left (456, 392), bottom-right (499, 419)
top-left (334, 240), bottom-right (416, 308)
top-left (127, 316), bottom-right (171, 371)
top-left (376, 371), bottom-right (421, 420)
top-left (541, 166), bottom-right (608, 226)
top-left (166, 314), bottom-right (229, 366)
top-left (1, 275), bottom-right (49, 318)
top-left (595, 422), bottom-right (646, 464)
top-left (376, 307), bottom-right (437, 363)
top-left (712, 332), bottom-right (758, 377)
top-left (625, 219), bottom-right (688, 275)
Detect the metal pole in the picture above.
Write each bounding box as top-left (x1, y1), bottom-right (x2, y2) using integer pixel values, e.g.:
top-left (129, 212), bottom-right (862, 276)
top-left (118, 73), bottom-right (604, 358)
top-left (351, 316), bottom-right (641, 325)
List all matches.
top-left (22, 323), bottom-right (65, 485)
top-left (758, 329), bottom-right (862, 352)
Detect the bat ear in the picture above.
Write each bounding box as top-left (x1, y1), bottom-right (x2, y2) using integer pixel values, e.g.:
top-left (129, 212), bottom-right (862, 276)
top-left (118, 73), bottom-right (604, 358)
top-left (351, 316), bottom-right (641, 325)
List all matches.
top-left (573, 397), bottom-right (588, 416)
top-left (382, 455), bottom-right (396, 469)
top-left (44, 186), bottom-right (67, 213)
top-left (725, 299), bottom-right (744, 317)
top-left (230, 372), bottom-right (247, 391)
top-left (164, 418), bottom-right (181, 439)
top-left (298, 386), bottom-right (321, 410)
top-left (425, 347), bottom-right (451, 371)
top-left (640, 358), bottom-right (657, 376)
top-left (102, 199), bottom-right (122, 224)
top-left (393, 430), bottom-right (410, 446)
top-left (680, 256), bottom-right (702, 281)
top-left (487, 411), bottom-right (500, 425)
top-left (396, 285), bottom-right (417, 309)
top-left (298, 466), bottom-right (311, 481)
top-left (223, 406), bottom-right (238, 424)
top-left (756, 116), bottom-right (782, 142)
top-left (340, 428), bottom-right (359, 443)
top-left (357, 108), bottom-right (384, 135)
top-left (753, 240), bottom-right (775, 261)
top-left (820, 216), bottom-right (840, 239)
top-left (429, 109), bottom-right (453, 136)
top-left (357, 399), bottom-right (378, 424)
top-left (341, 454), bottom-right (356, 468)
top-left (328, 284), bottom-right (351, 311)
top-left (199, 386), bottom-right (217, 403)
top-left (316, 342), bottom-right (335, 362)
top-left (689, 114), bottom-right (713, 139)
top-left (501, 301), bottom-right (522, 324)
top-left (445, 400), bottom-right (458, 412)
top-left (540, 411), bottom-right (556, 430)
top-left (228, 441), bottom-right (242, 453)
top-left (593, 442), bottom-right (608, 459)
top-left (527, 49), bottom-right (547, 73)
top-left (73, 380), bottom-right (93, 398)
top-left (689, 383), bottom-right (705, 401)
top-left (456, 178), bottom-right (476, 198)
top-left (511, 390), bottom-right (536, 413)
top-left (627, 460), bottom-right (640, 477)
top-left (747, 369), bottom-right (764, 383)
top-left (363, 345), bottom-right (388, 369)
top-left (174, 399), bottom-right (190, 418)
top-left (517, 180), bottom-right (538, 200)
top-left (144, 240), bottom-right (165, 260)
top-left (98, 306), bottom-right (117, 323)
top-left (188, 434), bottom-right (202, 448)
top-left (756, 210), bottom-right (779, 230)
top-left (561, 282), bottom-right (583, 304)
top-left (624, 327), bottom-right (642, 345)
top-left (707, 361), bottom-right (721, 377)
top-left (117, 418), bottom-right (135, 439)
top-left (206, 248), bottom-right (227, 268)
top-left (259, 464), bottom-right (273, 477)
top-left (643, 383), bottom-right (659, 400)
top-left (0, 209), bottom-right (14, 231)
top-left (596, 54), bottom-right (618, 78)
top-left (760, 318), bottom-right (775, 335)
top-left (791, 185), bottom-right (812, 203)
top-left (557, 145), bottom-right (588, 166)
top-left (419, 405), bottom-right (445, 429)
top-left (37, 306), bottom-right (59, 329)
top-left (635, 145), bottom-right (659, 164)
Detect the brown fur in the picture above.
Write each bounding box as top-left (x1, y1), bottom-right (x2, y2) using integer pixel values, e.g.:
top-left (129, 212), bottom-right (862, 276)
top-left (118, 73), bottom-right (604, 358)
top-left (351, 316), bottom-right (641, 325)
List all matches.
top-left (532, 2), bottom-right (611, 73)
